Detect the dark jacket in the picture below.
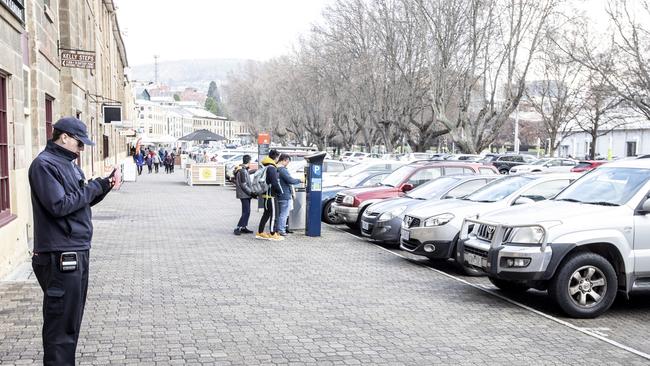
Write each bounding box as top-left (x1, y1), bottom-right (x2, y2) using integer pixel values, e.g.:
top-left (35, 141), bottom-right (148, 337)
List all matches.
top-left (234, 165), bottom-right (254, 199)
top-left (261, 156), bottom-right (283, 197)
top-left (29, 141), bottom-right (111, 253)
top-left (278, 166), bottom-right (301, 201)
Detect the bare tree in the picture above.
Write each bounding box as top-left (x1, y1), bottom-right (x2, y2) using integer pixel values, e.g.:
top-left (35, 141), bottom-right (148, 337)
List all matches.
top-left (414, 0), bottom-right (558, 153)
top-left (526, 33), bottom-right (585, 156)
top-left (575, 70), bottom-right (628, 159)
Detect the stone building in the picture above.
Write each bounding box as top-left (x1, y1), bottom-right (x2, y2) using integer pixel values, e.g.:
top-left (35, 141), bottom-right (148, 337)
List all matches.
top-left (0, 0), bottom-right (132, 278)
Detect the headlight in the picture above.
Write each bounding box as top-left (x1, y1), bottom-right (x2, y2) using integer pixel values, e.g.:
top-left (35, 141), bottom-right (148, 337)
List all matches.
top-left (378, 206), bottom-right (407, 222)
top-left (506, 226), bottom-right (544, 244)
top-left (342, 195), bottom-right (354, 205)
top-left (423, 213), bottom-right (454, 227)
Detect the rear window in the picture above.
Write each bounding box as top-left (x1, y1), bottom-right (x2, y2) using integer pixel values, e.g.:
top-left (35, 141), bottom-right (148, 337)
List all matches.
top-left (444, 167), bottom-right (474, 175)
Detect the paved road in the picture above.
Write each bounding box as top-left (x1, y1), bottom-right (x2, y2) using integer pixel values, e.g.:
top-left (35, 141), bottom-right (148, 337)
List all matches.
top-left (1, 170), bottom-right (649, 365)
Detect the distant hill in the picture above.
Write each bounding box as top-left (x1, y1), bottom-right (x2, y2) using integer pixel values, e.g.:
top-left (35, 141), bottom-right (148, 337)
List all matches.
top-left (130, 58), bottom-right (254, 91)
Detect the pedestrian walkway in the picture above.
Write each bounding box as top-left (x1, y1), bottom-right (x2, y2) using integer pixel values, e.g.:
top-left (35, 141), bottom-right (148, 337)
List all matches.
top-left (0, 171), bottom-right (647, 365)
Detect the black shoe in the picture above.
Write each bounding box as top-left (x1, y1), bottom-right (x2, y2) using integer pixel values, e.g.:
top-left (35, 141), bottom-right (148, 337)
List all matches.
top-left (240, 228), bottom-right (254, 234)
top-left (234, 228), bottom-right (241, 236)
top-left (286, 229), bottom-right (294, 234)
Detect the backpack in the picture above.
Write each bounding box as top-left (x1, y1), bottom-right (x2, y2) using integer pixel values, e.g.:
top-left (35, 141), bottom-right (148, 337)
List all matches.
top-left (250, 165), bottom-right (269, 195)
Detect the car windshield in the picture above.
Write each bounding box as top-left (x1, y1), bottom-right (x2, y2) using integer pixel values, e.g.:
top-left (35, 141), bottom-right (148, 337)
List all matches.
top-left (381, 166), bottom-right (416, 187)
top-left (465, 176), bottom-right (534, 203)
top-left (341, 172), bottom-right (375, 188)
top-left (554, 167), bottom-right (650, 206)
top-left (405, 177), bottom-right (460, 200)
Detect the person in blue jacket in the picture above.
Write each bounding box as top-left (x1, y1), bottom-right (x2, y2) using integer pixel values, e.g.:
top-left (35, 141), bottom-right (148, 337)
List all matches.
top-left (29, 117), bottom-right (116, 366)
top-left (275, 154), bottom-right (304, 236)
top-left (133, 151), bottom-right (144, 175)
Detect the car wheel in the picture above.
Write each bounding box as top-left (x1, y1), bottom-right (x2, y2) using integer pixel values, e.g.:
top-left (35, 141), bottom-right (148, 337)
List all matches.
top-left (322, 200), bottom-right (342, 225)
top-left (489, 277), bottom-right (530, 293)
top-left (499, 169), bottom-right (509, 175)
top-left (548, 252), bottom-right (618, 318)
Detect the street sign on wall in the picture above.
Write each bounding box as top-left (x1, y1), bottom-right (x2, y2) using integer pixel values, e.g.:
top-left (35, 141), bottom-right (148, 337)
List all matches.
top-left (60, 49), bottom-right (96, 69)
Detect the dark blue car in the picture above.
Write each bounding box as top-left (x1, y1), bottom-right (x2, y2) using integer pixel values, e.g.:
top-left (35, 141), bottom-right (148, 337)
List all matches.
top-left (322, 171), bottom-right (389, 224)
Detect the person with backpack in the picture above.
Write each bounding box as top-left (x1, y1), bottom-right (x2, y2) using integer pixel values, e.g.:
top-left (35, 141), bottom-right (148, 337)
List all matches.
top-left (255, 149), bottom-right (284, 241)
top-left (152, 153), bottom-right (161, 173)
top-left (275, 154), bottom-right (303, 236)
top-left (234, 155), bottom-right (256, 235)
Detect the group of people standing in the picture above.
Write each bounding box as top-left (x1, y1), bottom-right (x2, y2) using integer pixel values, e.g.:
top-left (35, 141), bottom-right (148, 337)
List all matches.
top-left (233, 149), bottom-right (303, 240)
top-left (133, 148), bottom-right (176, 175)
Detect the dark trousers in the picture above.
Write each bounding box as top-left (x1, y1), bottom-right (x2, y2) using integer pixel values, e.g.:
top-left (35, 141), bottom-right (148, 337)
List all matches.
top-left (137, 165), bottom-right (143, 175)
top-left (154, 163), bottom-right (159, 173)
top-left (258, 197), bottom-right (278, 234)
top-left (32, 251), bottom-right (90, 366)
top-left (237, 198), bottom-right (251, 228)
top-left (147, 164), bottom-right (152, 173)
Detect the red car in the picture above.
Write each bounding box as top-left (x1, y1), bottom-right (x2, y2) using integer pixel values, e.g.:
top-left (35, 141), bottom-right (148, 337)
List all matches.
top-left (570, 160), bottom-right (608, 173)
top-left (331, 161), bottom-right (498, 228)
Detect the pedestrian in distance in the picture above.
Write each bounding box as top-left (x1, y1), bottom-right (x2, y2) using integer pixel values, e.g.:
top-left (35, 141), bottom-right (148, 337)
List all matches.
top-left (133, 151), bottom-right (144, 175)
top-left (28, 117), bottom-right (117, 366)
top-left (169, 152), bottom-right (176, 173)
top-left (275, 154), bottom-right (303, 236)
top-left (234, 154), bottom-right (257, 235)
top-left (145, 154), bottom-right (153, 174)
top-left (165, 153), bottom-right (173, 174)
top-left (152, 153), bottom-right (161, 173)
top-left (256, 149), bottom-right (284, 241)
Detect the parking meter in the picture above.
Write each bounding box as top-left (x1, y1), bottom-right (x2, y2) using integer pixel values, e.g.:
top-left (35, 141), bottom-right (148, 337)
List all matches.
top-left (304, 151), bottom-right (327, 237)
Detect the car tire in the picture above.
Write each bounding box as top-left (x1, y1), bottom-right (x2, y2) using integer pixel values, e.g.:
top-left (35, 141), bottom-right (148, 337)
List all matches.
top-left (499, 169), bottom-right (509, 175)
top-left (548, 252), bottom-right (618, 319)
top-left (489, 277), bottom-right (530, 293)
top-left (322, 200), bottom-right (342, 225)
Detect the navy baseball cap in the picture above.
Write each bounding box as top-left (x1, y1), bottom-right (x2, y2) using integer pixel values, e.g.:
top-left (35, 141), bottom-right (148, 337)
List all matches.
top-left (53, 117), bottom-right (95, 146)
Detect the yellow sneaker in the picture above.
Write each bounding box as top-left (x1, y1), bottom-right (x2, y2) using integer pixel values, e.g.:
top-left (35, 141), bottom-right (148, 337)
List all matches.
top-left (269, 233), bottom-right (285, 241)
top-left (255, 232), bottom-right (271, 240)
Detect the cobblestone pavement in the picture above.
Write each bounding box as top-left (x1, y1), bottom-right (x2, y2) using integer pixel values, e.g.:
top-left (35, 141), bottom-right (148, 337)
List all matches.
top-left (1, 170), bottom-right (649, 365)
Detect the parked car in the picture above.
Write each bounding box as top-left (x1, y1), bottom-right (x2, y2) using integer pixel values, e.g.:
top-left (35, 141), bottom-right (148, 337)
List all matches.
top-left (322, 171), bottom-right (390, 224)
top-left (488, 154), bottom-right (538, 174)
top-left (322, 160), bottom-right (354, 181)
top-left (360, 175), bottom-right (497, 244)
top-left (324, 161), bottom-right (404, 187)
top-left (570, 160), bottom-right (608, 173)
top-left (509, 158), bottom-right (577, 174)
top-left (400, 173), bottom-right (579, 273)
top-left (445, 154), bottom-right (482, 161)
top-left (459, 160), bottom-right (650, 318)
top-left (400, 152), bottom-right (433, 161)
top-left (332, 161), bottom-right (499, 229)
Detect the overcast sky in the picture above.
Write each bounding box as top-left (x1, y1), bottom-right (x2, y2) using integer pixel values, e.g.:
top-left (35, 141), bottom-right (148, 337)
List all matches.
top-left (114, 0), bottom-right (333, 66)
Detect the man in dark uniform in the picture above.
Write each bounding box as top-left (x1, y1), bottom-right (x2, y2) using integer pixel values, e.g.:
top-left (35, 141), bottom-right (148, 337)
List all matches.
top-left (29, 117), bottom-right (115, 366)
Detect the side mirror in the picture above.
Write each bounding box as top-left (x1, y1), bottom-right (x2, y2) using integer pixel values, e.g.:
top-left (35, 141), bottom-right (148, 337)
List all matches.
top-left (401, 183), bottom-right (415, 192)
top-left (513, 196), bottom-right (535, 205)
top-left (643, 198), bottom-right (650, 213)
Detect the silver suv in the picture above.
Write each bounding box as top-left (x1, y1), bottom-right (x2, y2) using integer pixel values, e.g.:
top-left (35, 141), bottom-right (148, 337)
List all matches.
top-left (400, 173), bottom-right (578, 273)
top-left (459, 160), bottom-right (650, 318)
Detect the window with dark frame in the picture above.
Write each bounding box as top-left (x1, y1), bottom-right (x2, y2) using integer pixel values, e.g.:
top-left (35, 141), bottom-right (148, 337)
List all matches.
top-left (0, 75), bottom-right (11, 221)
top-left (45, 95), bottom-right (53, 140)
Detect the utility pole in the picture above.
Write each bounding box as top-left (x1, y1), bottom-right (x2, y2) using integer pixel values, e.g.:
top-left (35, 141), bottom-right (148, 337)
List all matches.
top-left (153, 54), bottom-right (160, 84)
top-left (513, 104), bottom-right (520, 154)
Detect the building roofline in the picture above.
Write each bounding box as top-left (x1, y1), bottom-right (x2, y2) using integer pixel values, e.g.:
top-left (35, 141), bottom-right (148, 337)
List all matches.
top-left (106, 0), bottom-right (129, 68)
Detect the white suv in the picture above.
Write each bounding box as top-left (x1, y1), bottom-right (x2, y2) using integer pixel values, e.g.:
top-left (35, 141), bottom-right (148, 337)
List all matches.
top-left (459, 159), bottom-right (650, 318)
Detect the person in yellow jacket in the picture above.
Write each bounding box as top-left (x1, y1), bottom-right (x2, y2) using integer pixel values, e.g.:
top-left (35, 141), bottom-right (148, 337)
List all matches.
top-left (256, 149), bottom-right (284, 241)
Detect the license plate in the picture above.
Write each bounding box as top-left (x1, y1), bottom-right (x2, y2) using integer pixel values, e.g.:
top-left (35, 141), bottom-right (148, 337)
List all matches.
top-left (361, 221), bottom-right (370, 231)
top-left (464, 252), bottom-right (487, 268)
top-left (401, 229), bottom-right (410, 241)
